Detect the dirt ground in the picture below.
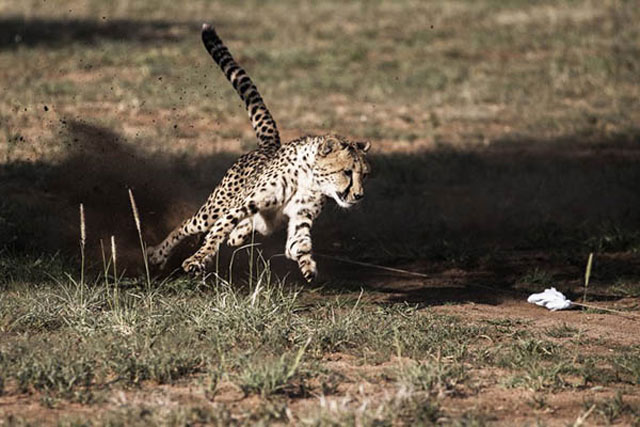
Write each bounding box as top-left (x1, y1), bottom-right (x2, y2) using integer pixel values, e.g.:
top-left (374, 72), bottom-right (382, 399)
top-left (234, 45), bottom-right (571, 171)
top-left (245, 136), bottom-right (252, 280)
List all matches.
top-left (2, 298), bottom-right (638, 426)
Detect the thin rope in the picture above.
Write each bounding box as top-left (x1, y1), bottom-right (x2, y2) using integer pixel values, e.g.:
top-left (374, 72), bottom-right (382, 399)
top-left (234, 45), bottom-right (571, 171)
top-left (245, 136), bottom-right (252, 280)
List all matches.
top-left (316, 253), bottom-right (639, 321)
top-left (317, 254), bottom-right (432, 278)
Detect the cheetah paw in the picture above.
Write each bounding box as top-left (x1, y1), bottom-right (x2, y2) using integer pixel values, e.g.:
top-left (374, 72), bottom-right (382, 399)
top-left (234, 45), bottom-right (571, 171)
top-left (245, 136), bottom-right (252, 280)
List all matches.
top-left (147, 245), bottom-right (167, 269)
top-left (303, 270), bottom-right (317, 283)
top-left (182, 257), bottom-right (205, 276)
top-left (300, 259), bottom-right (317, 283)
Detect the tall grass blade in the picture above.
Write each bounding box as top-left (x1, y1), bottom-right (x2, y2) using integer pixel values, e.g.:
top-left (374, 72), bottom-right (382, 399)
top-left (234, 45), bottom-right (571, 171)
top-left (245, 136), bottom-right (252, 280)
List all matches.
top-left (128, 188), bottom-right (151, 289)
top-left (583, 252), bottom-right (594, 303)
top-left (79, 203), bottom-right (86, 286)
top-left (111, 235), bottom-right (117, 286)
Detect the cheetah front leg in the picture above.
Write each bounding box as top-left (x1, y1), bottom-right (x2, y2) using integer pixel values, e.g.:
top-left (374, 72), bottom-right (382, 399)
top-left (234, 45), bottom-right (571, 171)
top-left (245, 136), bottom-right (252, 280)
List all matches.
top-left (285, 199), bottom-right (324, 282)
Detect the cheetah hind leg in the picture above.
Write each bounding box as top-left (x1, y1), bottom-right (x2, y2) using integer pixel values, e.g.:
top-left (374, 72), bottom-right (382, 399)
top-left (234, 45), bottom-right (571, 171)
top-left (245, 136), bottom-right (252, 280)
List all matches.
top-left (147, 219), bottom-right (192, 269)
top-left (227, 218), bottom-right (254, 247)
top-left (148, 213), bottom-right (209, 269)
top-left (181, 206), bottom-right (250, 275)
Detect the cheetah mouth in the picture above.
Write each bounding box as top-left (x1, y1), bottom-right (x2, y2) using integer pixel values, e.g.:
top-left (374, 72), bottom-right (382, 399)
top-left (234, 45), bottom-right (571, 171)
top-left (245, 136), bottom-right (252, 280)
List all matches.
top-left (334, 192), bottom-right (357, 208)
top-left (335, 178), bottom-right (355, 207)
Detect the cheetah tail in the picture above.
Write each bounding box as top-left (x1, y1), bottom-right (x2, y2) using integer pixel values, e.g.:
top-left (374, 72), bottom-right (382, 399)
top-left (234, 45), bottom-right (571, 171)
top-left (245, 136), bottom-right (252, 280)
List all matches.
top-left (201, 23), bottom-right (280, 149)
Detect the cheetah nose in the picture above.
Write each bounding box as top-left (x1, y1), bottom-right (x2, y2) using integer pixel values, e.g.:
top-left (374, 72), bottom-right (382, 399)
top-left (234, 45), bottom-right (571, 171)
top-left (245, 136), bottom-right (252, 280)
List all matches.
top-left (353, 192), bottom-right (364, 201)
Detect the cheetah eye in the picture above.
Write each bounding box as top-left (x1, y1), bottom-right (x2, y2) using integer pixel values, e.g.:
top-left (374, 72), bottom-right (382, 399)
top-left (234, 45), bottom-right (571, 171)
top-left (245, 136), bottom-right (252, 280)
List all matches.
top-left (343, 169), bottom-right (352, 177)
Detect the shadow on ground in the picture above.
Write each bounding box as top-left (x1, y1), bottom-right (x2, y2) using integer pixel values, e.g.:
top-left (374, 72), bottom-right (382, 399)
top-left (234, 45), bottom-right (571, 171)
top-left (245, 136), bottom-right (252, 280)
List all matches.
top-left (0, 17), bottom-right (193, 50)
top-left (1, 121), bottom-right (640, 304)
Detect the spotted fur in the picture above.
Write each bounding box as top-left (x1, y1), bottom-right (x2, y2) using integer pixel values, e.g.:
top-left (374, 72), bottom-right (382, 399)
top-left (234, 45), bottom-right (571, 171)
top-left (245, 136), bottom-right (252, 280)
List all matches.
top-left (147, 24), bottom-right (371, 282)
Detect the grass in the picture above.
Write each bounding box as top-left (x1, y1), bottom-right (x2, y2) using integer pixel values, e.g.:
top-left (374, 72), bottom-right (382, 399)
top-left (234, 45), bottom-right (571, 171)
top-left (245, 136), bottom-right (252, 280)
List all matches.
top-left (1, 250), bottom-right (639, 423)
top-left (236, 345), bottom-right (310, 397)
top-left (0, 258), bottom-right (469, 422)
top-left (611, 351), bottom-right (640, 385)
top-left (396, 357), bottom-right (467, 397)
top-left (585, 392), bottom-right (640, 425)
top-left (545, 323), bottom-right (580, 339)
top-left (517, 268), bottom-right (554, 288)
top-left (1, 0), bottom-right (640, 424)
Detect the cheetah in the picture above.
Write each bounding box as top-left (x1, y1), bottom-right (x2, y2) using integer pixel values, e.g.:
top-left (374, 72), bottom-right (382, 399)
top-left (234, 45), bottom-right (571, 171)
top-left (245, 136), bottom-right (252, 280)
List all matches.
top-left (147, 23), bottom-right (371, 282)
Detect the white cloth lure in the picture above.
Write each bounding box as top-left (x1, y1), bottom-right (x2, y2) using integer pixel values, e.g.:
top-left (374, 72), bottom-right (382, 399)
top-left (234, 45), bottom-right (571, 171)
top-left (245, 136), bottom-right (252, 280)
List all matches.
top-left (527, 287), bottom-right (574, 311)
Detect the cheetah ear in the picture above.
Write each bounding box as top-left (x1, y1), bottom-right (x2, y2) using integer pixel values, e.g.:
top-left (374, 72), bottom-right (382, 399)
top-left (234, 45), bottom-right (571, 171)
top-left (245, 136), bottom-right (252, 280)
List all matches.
top-left (319, 138), bottom-right (338, 156)
top-left (355, 141), bottom-right (371, 152)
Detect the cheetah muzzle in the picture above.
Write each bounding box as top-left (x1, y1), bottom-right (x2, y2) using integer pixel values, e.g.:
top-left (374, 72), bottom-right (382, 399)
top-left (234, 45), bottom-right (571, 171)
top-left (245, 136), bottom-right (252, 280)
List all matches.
top-left (147, 23), bottom-right (371, 282)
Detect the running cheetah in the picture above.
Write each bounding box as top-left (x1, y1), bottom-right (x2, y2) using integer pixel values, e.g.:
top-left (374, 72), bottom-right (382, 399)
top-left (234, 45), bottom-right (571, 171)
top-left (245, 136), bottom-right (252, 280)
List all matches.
top-left (147, 23), bottom-right (371, 282)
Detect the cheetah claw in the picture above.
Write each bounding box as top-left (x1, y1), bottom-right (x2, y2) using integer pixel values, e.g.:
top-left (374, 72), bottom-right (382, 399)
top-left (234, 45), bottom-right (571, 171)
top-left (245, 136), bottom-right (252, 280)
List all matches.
top-left (182, 258), bottom-right (205, 276)
top-left (303, 269), bottom-right (317, 283)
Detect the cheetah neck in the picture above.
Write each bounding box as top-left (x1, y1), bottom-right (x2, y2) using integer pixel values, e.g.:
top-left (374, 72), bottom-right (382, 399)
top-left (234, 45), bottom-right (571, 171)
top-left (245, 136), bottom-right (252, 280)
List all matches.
top-left (275, 137), bottom-right (325, 204)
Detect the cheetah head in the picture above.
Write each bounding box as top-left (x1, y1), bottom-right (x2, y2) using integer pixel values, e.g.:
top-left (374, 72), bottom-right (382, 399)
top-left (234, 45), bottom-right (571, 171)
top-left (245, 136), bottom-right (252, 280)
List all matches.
top-left (314, 135), bottom-right (371, 208)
